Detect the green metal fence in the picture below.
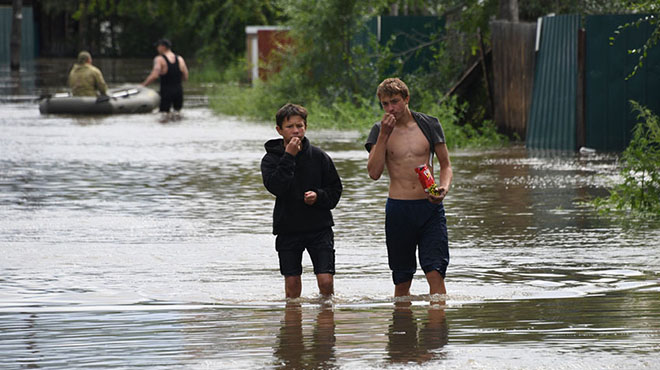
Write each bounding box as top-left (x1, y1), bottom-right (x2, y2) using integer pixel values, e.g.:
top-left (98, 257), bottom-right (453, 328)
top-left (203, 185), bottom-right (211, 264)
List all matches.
top-left (584, 14), bottom-right (660, 151)
top-left (0, 6), bottom-right (37, 64)
top-left (363, 15), bottom-right (444, 75)
top-left (526, 15), bottom-right (580, 151)
top-left (527, 14), bottom-right (660, 151)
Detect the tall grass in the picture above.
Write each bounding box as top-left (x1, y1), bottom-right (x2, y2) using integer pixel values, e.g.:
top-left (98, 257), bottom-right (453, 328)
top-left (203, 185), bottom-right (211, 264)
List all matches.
top-left (198, 61), bottom-right (508, 149)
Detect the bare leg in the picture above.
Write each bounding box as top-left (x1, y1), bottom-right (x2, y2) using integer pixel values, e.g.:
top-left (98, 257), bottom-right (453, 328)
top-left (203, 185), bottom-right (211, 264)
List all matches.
top-left (394, 280), bottom-right (412, 297)
top-left (425, 270), bottom-right (446, 305)
top-left (172, 110), bottom-right (182, 121)
top-left (285, 276), bottom-right (302, 298)
top-left (316, 273), bottom-right (334, 297)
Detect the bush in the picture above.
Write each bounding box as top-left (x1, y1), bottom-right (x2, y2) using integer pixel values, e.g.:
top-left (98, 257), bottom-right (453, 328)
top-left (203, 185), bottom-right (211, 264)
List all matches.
top-left (204, 0), bottom-right (509, 148)
top-left (593, 101), bottom-right (660, 217)
top-left (207, 76), bottom-right (508, 149)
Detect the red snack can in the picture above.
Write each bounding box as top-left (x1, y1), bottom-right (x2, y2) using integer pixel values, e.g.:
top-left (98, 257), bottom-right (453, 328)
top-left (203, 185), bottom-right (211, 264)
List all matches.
top-left (415, 164), bottom-right (436, 190)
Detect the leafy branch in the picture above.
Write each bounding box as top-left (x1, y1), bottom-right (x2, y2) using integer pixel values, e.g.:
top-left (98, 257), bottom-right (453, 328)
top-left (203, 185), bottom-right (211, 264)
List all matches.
top-left (609, 12), bottom-right (659, 79)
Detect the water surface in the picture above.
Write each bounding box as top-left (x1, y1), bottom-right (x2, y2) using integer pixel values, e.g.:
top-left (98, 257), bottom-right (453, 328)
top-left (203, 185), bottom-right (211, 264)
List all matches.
top-left (1, 59), bottom-right (659, 369)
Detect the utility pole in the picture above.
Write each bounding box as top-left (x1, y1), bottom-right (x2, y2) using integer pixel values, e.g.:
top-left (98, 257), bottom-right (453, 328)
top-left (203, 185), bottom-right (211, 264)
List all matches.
top-left (498, 0), bottom-right (519, 22)
top-left (10, 0), bottom-right (23, 71)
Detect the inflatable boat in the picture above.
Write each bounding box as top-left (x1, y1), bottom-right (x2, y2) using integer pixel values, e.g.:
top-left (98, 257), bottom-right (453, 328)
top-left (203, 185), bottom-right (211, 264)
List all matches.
top-left (39, 85), bottom-right (160, 115)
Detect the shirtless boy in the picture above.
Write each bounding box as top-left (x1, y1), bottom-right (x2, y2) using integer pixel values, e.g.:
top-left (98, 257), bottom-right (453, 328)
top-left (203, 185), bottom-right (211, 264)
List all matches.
top-left (365, 78), bottom-right (453, 299)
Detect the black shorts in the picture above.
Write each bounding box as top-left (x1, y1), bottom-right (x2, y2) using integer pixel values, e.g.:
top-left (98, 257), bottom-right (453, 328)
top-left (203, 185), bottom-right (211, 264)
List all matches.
top-left (385, 198), bottom-right (449, 285)
top-left (275, 228), bottom-right (335, 276)
top-left (159, 85), bottom-right (183, 112)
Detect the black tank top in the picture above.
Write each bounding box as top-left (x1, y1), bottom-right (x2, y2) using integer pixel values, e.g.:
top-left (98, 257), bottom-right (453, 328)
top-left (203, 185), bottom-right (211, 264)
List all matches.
top-left (160, 54), bottom-right (182, 87)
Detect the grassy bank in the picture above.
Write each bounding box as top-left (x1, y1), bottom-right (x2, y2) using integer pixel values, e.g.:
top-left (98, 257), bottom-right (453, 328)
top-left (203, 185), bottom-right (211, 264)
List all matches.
top-left (195, 64), bottom-right (508, 149)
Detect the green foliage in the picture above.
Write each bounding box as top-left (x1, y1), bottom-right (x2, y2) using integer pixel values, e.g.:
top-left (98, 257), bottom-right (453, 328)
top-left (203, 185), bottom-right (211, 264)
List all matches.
top-left (209, 77), bottom-right (507, 148)
top-left (608, 2), bottom-right (659, 78)
top-left (38, 0), bottom-right (282, 61)
top-left (519, 0), bottom-right (630, 21)
top-left (114, 0), bottom-right (281, 62)
top-left (272, 0), bottom-right (391, 101)
top-left (414, 92), bottom-right (507, 149)
top-left (209, 80), bottom-right (382, 129)
top-left (190, 57), bottom-right (250, 85)
top-left (593, 101), bottom-right (660, 217)
top-left (205, 0), bottom-right (508, 149)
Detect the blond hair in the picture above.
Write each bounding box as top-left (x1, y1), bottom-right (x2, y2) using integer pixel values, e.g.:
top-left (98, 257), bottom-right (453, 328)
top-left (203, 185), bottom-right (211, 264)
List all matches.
top-left (377, 78), bottom-right (409, 100)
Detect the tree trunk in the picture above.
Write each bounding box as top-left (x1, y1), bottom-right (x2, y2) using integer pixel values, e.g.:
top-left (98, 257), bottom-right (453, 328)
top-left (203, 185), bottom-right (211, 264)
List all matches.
top-left (498, 0), bottom-right (519, 22)
top-left (390, 3), bottom-right (399, 16)
top-left (10, 0), bottom-right (23, 71)
top-left (78, 0), bottom-right (89, 51)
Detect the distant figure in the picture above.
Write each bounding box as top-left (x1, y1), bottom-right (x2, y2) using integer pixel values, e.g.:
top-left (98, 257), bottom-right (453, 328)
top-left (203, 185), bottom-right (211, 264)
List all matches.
top-left (261, 103), bottom-right (343, 299)
top-left (68, 51), bottom-right (108, 97)
top-left (142, 38), bottom-right (189, 122)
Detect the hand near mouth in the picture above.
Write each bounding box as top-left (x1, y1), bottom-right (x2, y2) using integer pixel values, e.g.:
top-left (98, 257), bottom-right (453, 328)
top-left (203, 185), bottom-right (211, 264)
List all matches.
top-left (285, 136), bottom-right (302, 156)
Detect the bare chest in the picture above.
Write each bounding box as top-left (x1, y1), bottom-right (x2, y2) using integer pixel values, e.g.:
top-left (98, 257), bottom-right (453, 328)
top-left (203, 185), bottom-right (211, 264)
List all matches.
top-left (386, 124), bottom-right (429, 162)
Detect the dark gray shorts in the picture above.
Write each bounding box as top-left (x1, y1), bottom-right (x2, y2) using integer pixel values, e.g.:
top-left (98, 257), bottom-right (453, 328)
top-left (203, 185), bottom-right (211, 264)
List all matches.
top-left (385, 198), bottom-right (449, 285)
top-left (275, 228), bottom-right (335, 276)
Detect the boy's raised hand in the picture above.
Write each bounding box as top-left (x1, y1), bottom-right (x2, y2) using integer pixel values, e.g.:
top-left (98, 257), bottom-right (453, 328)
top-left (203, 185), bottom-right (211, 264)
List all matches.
top-left (380, 113), bottom-right (396, 136)
top-left (285, 137), bottom-right (302, 156)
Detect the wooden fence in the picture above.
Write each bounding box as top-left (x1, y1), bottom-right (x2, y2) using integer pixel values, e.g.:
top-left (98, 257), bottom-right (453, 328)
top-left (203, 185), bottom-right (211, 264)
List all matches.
top-left (490, 20), bottom-right (537, 138)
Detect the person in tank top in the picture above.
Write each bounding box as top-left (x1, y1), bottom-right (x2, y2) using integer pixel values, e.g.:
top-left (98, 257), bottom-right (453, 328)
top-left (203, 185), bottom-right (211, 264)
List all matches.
top-left (142, 38), bottom-right (189, 122)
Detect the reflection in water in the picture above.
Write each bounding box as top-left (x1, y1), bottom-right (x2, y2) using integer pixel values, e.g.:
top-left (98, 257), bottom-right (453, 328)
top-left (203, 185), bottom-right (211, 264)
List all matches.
top-left (2, 58), bottom-right (660, 369)
top-left (387, 303), bottom-right (448, 364)
top-left (274, 303), bottom-right (336, 369)
top-left (22, 314), bottom-right (40, 370)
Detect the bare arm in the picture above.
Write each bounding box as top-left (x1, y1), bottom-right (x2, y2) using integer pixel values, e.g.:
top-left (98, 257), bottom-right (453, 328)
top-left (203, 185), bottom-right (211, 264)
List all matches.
top-left (178, 56), bottom-right (189, 82)
top-left (436, 143), bottom-right (452, 190)
top-left (427, 142), bottom-right (453, 203)
top-left (367, 113), bottom-right (395, 180)
top-left (141, 57), bottom-right (162, 86)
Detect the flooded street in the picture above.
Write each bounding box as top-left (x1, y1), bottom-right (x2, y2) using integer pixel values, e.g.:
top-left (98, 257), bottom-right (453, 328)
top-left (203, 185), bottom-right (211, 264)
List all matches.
top-left (1, 59), bottom-right (659, 369)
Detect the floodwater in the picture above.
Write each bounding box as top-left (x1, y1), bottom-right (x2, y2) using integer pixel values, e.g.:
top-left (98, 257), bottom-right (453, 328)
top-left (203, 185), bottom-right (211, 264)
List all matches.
top-left (1, 59), bottom-right (659, 369)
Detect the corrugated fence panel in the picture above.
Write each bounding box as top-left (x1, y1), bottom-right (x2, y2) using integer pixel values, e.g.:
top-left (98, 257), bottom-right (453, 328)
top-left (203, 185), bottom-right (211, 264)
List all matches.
top-left (585, 14), bottom-right (660, 151)
top-left (379, 16), bottom-right (445, 74)
top-left (527, 15), bottom-right (580, 150)
top-left (1, 6), bottom-right (37, 64)
top-left (491, 20), bottom-right (537, 138)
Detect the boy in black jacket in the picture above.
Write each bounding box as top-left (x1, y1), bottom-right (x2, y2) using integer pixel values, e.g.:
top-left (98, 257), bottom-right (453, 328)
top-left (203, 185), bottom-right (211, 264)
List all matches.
top-left (261, 103), bottom-right (343, 299)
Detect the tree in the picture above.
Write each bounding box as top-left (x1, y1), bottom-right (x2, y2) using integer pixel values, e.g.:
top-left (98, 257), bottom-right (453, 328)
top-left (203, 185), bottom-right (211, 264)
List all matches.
top-left (498, 0), bottom-right (518, 22)
top-left (273, 0), bottom-right (388, 100)
top-left (35, 0), bottom-right (282, 60)
top-left (10, 0), bottom-right (23, 71)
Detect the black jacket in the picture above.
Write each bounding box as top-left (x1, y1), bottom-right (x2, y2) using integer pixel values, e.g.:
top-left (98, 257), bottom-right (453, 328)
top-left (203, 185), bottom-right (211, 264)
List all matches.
top-left (261, 137), bottom-right (342, 235)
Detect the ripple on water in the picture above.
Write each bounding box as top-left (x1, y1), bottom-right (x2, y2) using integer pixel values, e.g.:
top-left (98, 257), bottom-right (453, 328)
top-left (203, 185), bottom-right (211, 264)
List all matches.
top-left (2, 92), bottom-right (660, 368)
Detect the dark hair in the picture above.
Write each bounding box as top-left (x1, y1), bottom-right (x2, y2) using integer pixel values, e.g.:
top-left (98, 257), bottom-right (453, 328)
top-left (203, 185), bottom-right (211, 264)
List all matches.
top-left (377, 77), bottom-right (410, 100)
top-left (155, 38), bottom-right (172, 48)
top-left (275, 103), bottom-right (308, 127)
